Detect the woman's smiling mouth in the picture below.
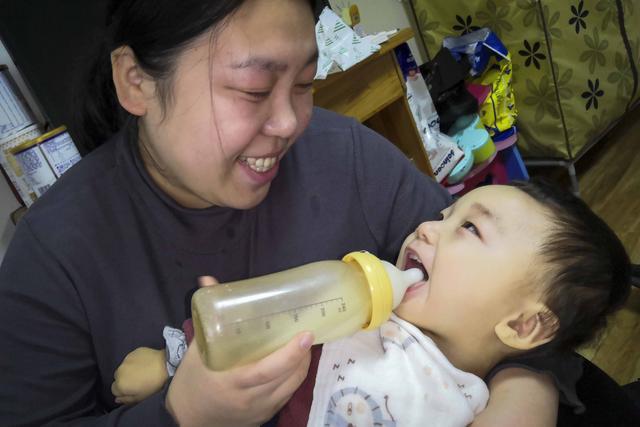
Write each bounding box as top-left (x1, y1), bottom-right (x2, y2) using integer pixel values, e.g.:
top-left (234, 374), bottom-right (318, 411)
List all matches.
top-left (239, 155), bottom-right (279, 173)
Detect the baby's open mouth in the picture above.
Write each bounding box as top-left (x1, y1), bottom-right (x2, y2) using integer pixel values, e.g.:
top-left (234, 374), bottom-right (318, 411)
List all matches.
top-left (404, 250), bottom-right (429, 282)
top-left (401, 250), bottom-right (430, 303)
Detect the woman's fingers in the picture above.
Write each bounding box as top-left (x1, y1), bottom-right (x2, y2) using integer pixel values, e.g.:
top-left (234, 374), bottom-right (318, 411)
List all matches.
top-left (198, 275), bottom-right (219, 287)
top-left (269, 346), bottom-right (312, 404)
top-left (166, 332), bottom-right (314, 426)
top-left (235, 331), bottom-right (314, 389)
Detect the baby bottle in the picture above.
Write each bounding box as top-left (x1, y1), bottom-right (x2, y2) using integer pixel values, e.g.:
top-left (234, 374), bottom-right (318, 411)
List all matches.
top-left (191, 251), bottom-right (423, 371)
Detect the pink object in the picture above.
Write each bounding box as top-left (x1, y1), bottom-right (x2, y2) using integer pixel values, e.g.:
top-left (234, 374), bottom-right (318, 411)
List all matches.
top-left (466, 83), bottom-right (492, 105)
top-left (446, 183), bottom-right (465, 195)
top-left (494, 133), bottom-right (518, 151)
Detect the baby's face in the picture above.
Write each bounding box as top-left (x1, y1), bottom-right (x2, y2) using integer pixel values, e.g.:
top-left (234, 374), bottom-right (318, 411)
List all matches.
top-left (394, 185), bottom-right (551, 344)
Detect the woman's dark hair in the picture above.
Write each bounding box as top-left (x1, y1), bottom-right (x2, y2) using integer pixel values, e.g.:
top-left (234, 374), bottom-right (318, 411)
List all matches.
top-left (511, 179), bottom-right (634, 352)
top-left (74, 0), bottom-right (317, 152)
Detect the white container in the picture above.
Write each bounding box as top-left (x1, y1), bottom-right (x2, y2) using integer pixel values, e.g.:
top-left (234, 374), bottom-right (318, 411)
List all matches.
top-left (0, 65), bottom-right (36, 141)
top-left (37, 127), bottom-right (81, 177)
top-left (192, 251), bottom-right (423, 371)
top-left (10, 126), bottom-right (81, 198)
top-left (0, 124), bottom-right (41, 206)
top-left (12, 140), bottom-right (57, 198)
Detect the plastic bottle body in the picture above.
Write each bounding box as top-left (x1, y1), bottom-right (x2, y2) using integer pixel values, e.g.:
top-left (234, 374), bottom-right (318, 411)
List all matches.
top-left (192, 260), bottom-right (372, 371)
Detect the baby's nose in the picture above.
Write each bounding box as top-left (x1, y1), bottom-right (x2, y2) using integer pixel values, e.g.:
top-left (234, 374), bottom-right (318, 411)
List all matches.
top-left (417, 221), bottom-right (439, 244)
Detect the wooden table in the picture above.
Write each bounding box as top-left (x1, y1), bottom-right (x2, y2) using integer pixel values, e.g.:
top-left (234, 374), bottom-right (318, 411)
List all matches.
top-left (313, 28), bottom-right (434, 177)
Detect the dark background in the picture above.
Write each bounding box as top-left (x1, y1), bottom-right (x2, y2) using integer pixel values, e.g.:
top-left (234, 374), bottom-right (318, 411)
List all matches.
top-left (0, 0), bottom-right (108, 148)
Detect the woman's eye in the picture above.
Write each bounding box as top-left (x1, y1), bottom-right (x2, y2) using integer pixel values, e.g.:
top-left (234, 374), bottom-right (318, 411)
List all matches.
top-left (296, 83), bottom-right (314, 92)
top-left (244, 91), bottom-right (270, 101)
top-left (461, 221), bottom-right (480, 237)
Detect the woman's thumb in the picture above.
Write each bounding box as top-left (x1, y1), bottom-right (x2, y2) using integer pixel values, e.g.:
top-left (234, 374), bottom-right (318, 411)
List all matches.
top-left (198, 275), bottom-right (219, 288)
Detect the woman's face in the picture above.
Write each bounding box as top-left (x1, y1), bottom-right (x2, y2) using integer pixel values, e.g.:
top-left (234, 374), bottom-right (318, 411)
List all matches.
top-left (138, 0), bottom-right (318, 208)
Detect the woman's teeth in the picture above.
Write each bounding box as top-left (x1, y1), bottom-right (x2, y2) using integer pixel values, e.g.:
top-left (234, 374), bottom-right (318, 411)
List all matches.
top-left (240, 156), bottom-right (277, 173)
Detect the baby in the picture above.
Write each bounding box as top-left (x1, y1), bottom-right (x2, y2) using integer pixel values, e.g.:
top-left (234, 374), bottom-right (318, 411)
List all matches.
top-left (112, 180), bottom-right (633, 426)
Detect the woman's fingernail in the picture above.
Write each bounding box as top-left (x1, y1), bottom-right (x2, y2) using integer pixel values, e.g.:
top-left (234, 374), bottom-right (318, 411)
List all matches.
top-left (299, 332), bottom-right (314, 350)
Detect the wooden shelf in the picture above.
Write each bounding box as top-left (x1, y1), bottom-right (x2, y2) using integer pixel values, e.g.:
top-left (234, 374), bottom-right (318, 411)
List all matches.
top-left (313, 28), bottom-right (434, 178)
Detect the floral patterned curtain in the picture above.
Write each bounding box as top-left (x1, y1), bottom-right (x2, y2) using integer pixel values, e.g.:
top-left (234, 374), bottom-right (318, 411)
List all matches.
top-left (409, 0), bottom-right (638, 160)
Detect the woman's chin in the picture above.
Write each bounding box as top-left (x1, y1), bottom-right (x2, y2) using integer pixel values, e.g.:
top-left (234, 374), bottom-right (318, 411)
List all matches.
top-left (216, 181), bottom-right (271, 209)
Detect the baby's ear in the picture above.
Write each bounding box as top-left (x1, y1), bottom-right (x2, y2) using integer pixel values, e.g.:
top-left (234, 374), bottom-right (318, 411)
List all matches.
top-left (494, 303), bottom-right (559, 350)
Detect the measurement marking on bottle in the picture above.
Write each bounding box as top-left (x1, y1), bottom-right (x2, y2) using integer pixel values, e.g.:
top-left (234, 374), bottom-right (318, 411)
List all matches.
top-left (338, 302), bottom-right (347, 313)
top-left (222, 298), bottom-right (347, 329)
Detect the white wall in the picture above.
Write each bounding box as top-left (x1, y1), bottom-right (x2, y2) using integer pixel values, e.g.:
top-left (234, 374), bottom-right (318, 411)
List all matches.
top-left (329, 0), bottom-right (427, 64)
top-left (0, 38), bottom-right (45, 262)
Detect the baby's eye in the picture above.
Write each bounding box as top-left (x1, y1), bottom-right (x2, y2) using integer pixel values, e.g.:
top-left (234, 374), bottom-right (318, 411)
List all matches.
top-left (461, 221), bottom-right (480, 237)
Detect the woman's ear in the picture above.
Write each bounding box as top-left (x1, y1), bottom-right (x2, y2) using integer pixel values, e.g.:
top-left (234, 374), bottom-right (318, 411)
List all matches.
top-left (494, 302), bottom-right (559, 350)
top-left (111, 46), bottom-right (151, 116)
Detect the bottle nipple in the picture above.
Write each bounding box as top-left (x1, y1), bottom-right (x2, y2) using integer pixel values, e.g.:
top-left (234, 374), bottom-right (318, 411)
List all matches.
top-left (381, 261), bottom-right (424, 308)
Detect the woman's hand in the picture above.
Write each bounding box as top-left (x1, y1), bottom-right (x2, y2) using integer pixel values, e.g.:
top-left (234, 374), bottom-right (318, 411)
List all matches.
top-left (165, 331), bottom-right (313, 427)
top-left (165, 275), bottom-right (314, 427)
top-left (471, 367), bottom-right (558, 427)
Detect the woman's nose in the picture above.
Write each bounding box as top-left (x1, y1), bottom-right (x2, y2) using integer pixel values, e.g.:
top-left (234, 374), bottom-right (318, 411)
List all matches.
top-left (416, 221), bottom-right (439, 244)
top-left (264, 95), bottom-right (298, 138)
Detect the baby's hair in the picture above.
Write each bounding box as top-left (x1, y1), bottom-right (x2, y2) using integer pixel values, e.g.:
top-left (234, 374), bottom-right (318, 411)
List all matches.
top-left (511, 179), bottom-right (633, 352)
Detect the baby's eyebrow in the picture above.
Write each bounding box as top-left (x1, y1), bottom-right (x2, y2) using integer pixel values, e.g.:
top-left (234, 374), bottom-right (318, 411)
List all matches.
top-left (470, 202), bottom-right (494, 219)
top-left (469, 202), bottom-right (504, 232)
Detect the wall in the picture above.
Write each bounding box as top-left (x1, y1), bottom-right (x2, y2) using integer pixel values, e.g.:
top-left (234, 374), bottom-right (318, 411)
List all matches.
top-left (328, 0), bottom-right (427, 64)
top-left (0, 39), bottom-right (45, 262)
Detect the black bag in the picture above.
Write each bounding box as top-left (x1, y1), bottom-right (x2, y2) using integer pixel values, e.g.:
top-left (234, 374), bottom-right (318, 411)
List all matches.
top-left (419, 48), bottom-right (477, 134)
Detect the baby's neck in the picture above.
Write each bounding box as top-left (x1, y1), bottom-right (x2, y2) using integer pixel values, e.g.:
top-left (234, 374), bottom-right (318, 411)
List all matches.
top-left (424, 330), bottom-right (509, 379)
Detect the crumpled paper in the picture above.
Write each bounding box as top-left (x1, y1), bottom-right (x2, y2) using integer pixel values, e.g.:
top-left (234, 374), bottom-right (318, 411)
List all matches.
top-left (406, 73), bottom-right (463, 183)
top-left (314, 7), bottom-right (380, 79)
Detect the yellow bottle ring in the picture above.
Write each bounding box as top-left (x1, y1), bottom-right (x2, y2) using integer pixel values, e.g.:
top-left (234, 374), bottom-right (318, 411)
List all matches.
top-left (342, 251), bottom-right (393, 330)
